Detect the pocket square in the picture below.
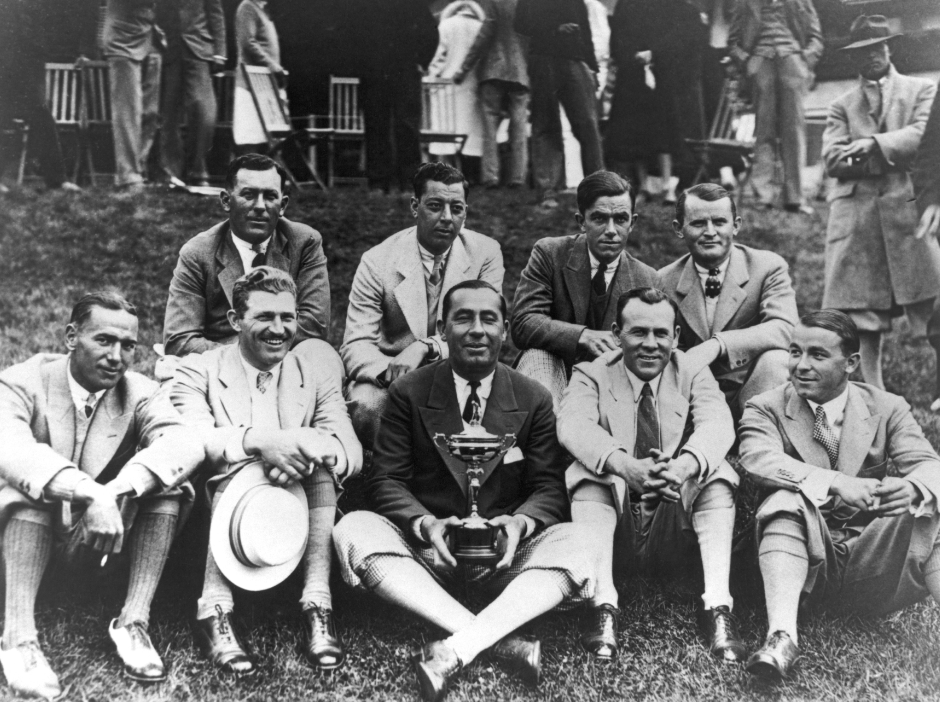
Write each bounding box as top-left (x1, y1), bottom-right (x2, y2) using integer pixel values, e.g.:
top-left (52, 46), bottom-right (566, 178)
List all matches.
top-left (504, 446), bottom-right (524, 464)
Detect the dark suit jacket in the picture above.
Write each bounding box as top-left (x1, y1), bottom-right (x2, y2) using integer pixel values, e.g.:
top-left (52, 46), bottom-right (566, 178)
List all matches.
top-left (913, 79), bottom-right (940, 211)
top-left (164, 217), bottom-right (331, 356)
top-left (510, 234), bottom-right (659, 367)
top-left (367, 361), bottom-right (569, 534)
top-left (159, 0), bottom-right (227, 62)
top-left (727, 0), bottom-right (823, 69)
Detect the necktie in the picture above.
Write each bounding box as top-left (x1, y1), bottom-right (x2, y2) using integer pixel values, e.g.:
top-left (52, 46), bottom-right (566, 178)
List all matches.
top-left (83, 392), bottom-right (96, 419)
top-left (429, 254), bottom-right (444, 286)
top-left (813, 406), bottom-right (839, 469)
top-left (634, 383), bottom-right (660, 459)
top-left (705, 268), bottom-right (721, 298)
top-left (257, 371), bottom-right (273, 394)
top-left (462, 381), bottom-right (481, 424)
top-left (592, 261), bottom-right (608, 297)
top-left (251, 243), bottom-right (265, 268)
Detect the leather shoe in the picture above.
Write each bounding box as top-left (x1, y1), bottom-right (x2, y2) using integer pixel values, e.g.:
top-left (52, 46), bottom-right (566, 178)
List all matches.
top-left (491, 634), bottom-right (541, 686)
top-left (195, 607), bottom-right (254, 674)
top-left (698, 606), bottom-right (747, 663)
top-left (108, 619), bottom-right (166, 682)
top-left (413, 640), bottom-right (462, 702)
top-left (302, 606), bottom-right (345, 671)
top-left (0, 639), bottom-right (61, 698)
top-left (580, 604), bottom-right (619, 661)
top-left (746, 630), bottom-right (799, 681)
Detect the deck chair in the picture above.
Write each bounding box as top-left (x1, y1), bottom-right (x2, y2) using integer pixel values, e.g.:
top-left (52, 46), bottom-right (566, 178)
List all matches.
top-left (45, 63), bottom-right (83, 182)
top-left (322, 75), bottom-right (366, 187)
top-left (421, 78), bottom-right (467, 166)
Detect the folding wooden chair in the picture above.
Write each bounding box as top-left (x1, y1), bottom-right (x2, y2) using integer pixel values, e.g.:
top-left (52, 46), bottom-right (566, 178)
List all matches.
top-left (421, 78), bottom-right (467, 166)
top-left (213, 70), bottom-right (236, 132)
top-left (324, 75), bottom-right (366, 187)
top-left (0, 119), bottom-right (29, 185)
top-left (45, 63), bottom-right (83, 182)
top-left (78, 59), bottom-right (111, 185)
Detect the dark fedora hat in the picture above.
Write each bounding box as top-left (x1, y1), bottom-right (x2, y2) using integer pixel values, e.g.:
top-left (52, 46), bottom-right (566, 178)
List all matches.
top-left (840, 15), bottom-right (902, 51)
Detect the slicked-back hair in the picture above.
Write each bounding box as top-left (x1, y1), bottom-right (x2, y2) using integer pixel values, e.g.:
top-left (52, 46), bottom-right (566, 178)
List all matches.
top-left (577, 170), bottom-right (634, 215)
top-left (674, 182), bottom-right (737, 227)
top-left (799, 309), bottom-right (860, 357)
top-left (231, 266), bottom-right (297, 318)
top-left (225, 153), bottom-right (289, 192)
top-left (615, 287), bottom-right (678, 327)
top-left (70, 290), bottom-right (138, 328)
top-left (442, 279), bottom-right (507, 323)
top-left (412, 162), bottom-right (469, 200)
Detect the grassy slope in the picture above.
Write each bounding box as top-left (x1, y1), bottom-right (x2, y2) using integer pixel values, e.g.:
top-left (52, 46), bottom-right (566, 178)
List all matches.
top-left (1, 186), bottom-right (939, 701)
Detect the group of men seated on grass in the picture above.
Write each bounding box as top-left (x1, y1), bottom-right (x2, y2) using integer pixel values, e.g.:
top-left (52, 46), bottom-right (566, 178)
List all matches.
top-left (1, 154), bottom-right (940, 702)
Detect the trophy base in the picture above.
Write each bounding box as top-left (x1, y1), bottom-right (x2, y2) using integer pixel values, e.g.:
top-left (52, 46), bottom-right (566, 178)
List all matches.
top-left (453, 525), bottom-right (499, 564)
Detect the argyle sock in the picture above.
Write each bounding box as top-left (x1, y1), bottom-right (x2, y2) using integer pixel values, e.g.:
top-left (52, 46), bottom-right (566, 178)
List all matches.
top-left (117, 508), bottom-right (177, 628)
top-left (691, 481), bottom-right (735, 611)
top-left (924, 544), bottom-right (940, 605)
top-left (571, 499), bottom-right (618, 608)
top-left (3, 517), bottom-right (53, 648)
top-left (300, 472), bottom-right (337, 611)
top-left (758, 516), bottom-right (808, 643)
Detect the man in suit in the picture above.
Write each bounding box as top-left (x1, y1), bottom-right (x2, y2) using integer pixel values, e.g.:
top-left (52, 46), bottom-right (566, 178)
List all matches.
top-left (821, 15), bottom-right (940, 391)
top-left (727, 0), bottom-right (823, 213)
top-left (659, 183), bottom-right (797, 419)
top-left (341, 162), bottom-right (504, 449)
top-left (163, 154), bottom-right (339, 376)
top-left (510, 170), bottom-right (658, 409)
top-left (739, 310), bottom-right (940, 681)
top-left (171, 266), bottom-right (362, 673)
top-left (0, 291), bottom-right (205, 697)
top-left (558, 286), bottom-right (744, 662)
top-left (334, 280), bottom-right (596, 702)
top-left (103, 0), bottom-right (165, 189)
top-left (158, 0), bottom-right (227, 187)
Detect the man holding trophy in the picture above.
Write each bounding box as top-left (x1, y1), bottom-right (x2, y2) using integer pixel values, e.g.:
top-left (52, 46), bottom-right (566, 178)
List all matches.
top-left (333, 280), bottom-right (597, 702)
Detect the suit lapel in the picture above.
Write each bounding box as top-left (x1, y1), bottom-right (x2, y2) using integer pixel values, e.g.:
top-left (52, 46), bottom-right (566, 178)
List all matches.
top-left (658, 361), bottom-right (690, 455)
top-left (563, 238), bottom-right (591, 326)
top-left (393, 228), bottom-right (429, 340)
top-left (607, 361), bottom-right (636, 449)
top-left (602, 254), bottom-right (635, 330)
top-left (217, 346), bottom-right (253, 428)
top-left (267, 222), bottom-right (291, 273)
top-left (276, 354), bottom-right (311, 429)
top-left (675, 258), bottom-right (710, 343)
top-left (478, 366), bottom-right (528, 486)
top-left (217, 224), bottom-right (246, 307)
top-left (783, 386), bottom-right (832, 470)
top-left (418, 364), bottom-right (471, 496)
top-left (46, 358), bottom-right (76, 460)
top-left (439, 234), bottom-right (472, 324)
top-left (712, 248), bottom-right (748, 333)
top-left (81, 384), bottom-right (132, 478)
top-left (836, 385), bottom-right (878, 478)
top-left (878, 68), bottom-right (898, 131)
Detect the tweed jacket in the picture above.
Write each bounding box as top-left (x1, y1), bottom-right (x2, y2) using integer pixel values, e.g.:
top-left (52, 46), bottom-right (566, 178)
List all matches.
top-left (159, 0), bottom-right (227, 63)
top-left (169, 344), bottom-right (362, 482)
top-left (822, 67), bottom-right (940, 310)
top-left (164, 218), bottom-right (331, 357)
top-left (367, 360), bottom-right (568, 533)
top-left (102, 0), bottom-right (166, 62)
top-left (727, 0), bottom-right (823, 69)
top-left (913, 78), bottom-right (940, 211)
top-left (558, 349), bottom-right (737, 518)
top-left (0, 354), bottom-right (203, 525)
top-left (658, 244), bottom-right (797, 383)
top-left (341, 226), bottom-right (504, 384)
top-left (740, 381), bottom-right (940, 520)
top-left (510, 234), bottom-right (659, 367)
top-left (459, 0), bottom-right (529, 88)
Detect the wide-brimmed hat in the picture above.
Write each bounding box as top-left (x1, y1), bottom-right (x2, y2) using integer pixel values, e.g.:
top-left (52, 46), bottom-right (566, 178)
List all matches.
top-left (210, 462), bottom-right (309, 591)
top-left (840, 15), bottom-right (901, 51)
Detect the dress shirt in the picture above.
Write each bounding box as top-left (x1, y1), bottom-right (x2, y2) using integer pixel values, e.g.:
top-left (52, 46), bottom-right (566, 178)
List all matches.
top-left (419, 242), bottom-right (452, 275)
top-left (863, 74), bottom-right (888, 121)
top-left (588, 250), bottom-right (618, 291)
top-left (231, 232), bottom-right (271, 273)
top-left (694, 255), bottom-right (731, 334)
top-left (66, 364), bottom-right (105, 415)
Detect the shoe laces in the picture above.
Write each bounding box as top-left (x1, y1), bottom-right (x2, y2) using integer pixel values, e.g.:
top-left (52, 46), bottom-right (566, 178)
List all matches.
top-left (214, 605), bottom-right (235, 640)
top-left (124, 621), bottom-right (153, 649)
top-left (18, 641), bottom-right (48, 672)
top-left (307, 605), bottom-right (334, 637)
top-left (711, 607), bottom-right (738, 638)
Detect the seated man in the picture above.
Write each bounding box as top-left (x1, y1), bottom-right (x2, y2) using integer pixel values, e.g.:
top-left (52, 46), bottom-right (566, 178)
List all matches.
top-left (163, 153), bottom-right (340, 377)
top-left (0, 291), bottom-right (205, 697)
top-left (739, 310), bottom-right (940, 681)
top-left (659, 183), bottom-right (797, 419)
top-left (510, 171), bottom-right (658, 410)
top-left (170, 267), bottom-right (362, 673)
top-left (558, 287), bottom-right (745, 663)
top-left (334, 280), bottom-right (596, 702)
top-left (341, 162), bottom-right (504, 448)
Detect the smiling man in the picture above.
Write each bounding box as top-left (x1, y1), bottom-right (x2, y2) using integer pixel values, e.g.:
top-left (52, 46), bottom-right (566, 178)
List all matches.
top-left (511, 170), bottom-right (658, 410)
top-left (334, 280), bottom-right (595, 702)
top-left (659, 183), bottom-right (797, 420)
top-left (341, 162), bottom-right (504, 449)
top-left (558, 287), bottom-right (744, 663)
top-left (739, 310), bottom-right (940, 681)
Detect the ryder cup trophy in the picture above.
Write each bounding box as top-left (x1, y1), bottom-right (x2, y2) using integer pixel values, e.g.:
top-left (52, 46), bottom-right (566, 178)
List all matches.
top-left (434, 402), bottom-right (516, 564)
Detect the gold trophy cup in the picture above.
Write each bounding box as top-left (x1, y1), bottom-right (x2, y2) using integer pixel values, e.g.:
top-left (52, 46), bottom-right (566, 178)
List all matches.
top-left (434, 402), bottom-right (516, 564)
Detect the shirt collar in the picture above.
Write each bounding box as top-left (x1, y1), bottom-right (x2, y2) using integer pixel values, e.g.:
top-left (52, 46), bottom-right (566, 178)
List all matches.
top-left (624, 366), bottom-right (662, 402)
top-left (239, 350), bottom-right (282, 390)
top-left (419, 242), bottom-right (452, 264)
top-left (231, 232), bottom-right (271, 255)
top-left (66, 358), bottom-right (106, 412)
top-left (693, 250), bottom-right (732, 279)
top-left (806, 385), bottom-right (850, 425)
top-left (861, 64), bottom-right (894, 88)
top-left (588, 249), bottom-right (620, 273)
top-left (453, 369), bottom-right (496, 400)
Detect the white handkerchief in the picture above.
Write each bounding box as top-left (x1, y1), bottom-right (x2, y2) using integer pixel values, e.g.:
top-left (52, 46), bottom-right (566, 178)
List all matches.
top-left (504, 446), bottom-right (524, 464)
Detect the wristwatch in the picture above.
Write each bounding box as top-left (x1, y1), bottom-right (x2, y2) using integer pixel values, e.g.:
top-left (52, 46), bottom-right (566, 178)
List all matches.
top-left (422, 339), bottom-right (440, 361)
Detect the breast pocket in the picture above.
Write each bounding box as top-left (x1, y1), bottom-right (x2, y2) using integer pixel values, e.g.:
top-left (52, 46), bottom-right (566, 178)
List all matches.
top-left (857, 459), bottom-right (890, 480)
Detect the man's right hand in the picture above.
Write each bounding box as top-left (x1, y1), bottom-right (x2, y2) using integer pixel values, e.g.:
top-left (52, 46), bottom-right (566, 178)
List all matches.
top-left (420, 516), bottom-right (462, 569)
top-left (243, 427), bottom-right (339, 485)
top-left (915, 204), bottom-right (940, 240)
top-left (829, 474), bottom-right (881, 512)
top-left (557, 22), bottom-right (579, 35)
top-left (604, 451), bottom-right (659, 495)
top-left (386, 341), bottom-right (430, 384)
top-left (74, 481), bottom-right (125, 554)
top-left (577, 329), bottom-right (619, 359)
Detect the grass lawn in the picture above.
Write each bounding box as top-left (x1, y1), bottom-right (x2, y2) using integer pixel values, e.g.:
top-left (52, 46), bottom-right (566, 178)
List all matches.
top-left (1, 184), bottom-right (940, 701)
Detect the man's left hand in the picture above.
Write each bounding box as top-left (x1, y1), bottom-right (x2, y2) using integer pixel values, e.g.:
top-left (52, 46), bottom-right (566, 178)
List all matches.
top-left (641, 450), bottom-right (699, 502)
top-left (682, 339), bottom-right (722, 374)
top-left (915, 204), bottom-right (940, 240)
top-left (839, 137), bottom-right (877, 160)
top-left (488, 514), bottom-right (528, 571)
top-left (872, 477), bottom-right (920, 517)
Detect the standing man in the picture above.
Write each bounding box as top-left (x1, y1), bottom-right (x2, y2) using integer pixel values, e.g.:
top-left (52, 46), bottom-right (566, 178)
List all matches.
top-left (511, 171), bottom-right (658, 409)
top-left (334, 280), bottom-right (596, 702)
top-left (158, 0), bottom-right (227, 187)
top-left (341, 162), bottom-right (504, 449)
top-left (0, 291), bottom-right (205, 697)
top-left (515, 0), bottom-right (604, 208)
top-left (171, 267), bottom-right (362, 673)
top-left (728, 0), bottom-right (823, 213)
top-left (558, 287), bottom-right (744, 663)
top-left (103, 0), bottom-right (165, 190)
top-left (821, 15), bottom-right (940, 390)
top-left (659, 183), bottom-right (797, 418)
top-left (739, 310), bottom-right (940, 681)
top-left (453, 0), bottom-right (530, 189)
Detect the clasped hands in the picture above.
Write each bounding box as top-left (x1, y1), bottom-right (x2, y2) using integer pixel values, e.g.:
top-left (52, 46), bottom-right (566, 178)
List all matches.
top-left (243, 427), bottom-right (342, 486)
top-left (830, 474), bottom-right (921, 517)
top-left (420, 514), bottom-right (528, 571)
top-left (606, 449), bottom-right (700, 503)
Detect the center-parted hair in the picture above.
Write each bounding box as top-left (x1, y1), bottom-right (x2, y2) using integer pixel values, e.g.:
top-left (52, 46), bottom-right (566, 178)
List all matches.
top-left (225, 153), bottom-right (289, 192)
top-left (674, 182), bottom-right (737, 227)
top-left (577, 170), bottom-right (634, 215)
top-left (70, 290), bottom-right (138, 328)
top-left (412, 162), bottom-right (469, 200)
top-left (615, 287), bottom-right (678, 327)
top-left (442, 279), bottom-right (507, 323)
top-left (231, 266), bottom-right (297, 318)
top-left (798, 309), bottom-right (860, 356)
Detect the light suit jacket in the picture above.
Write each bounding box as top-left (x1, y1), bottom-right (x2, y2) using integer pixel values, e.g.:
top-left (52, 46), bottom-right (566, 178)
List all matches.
top-left (103, 0), bottom-right (166, 61)
top-left (727, 0), bottom-right (823, 68)
top-left (657, 244), bottom-right (797, 383)
top-left (159, 0), bottom-right (227, 63)
top-left (341, 226), bottom-right (504, 384)
top-left (170, 344), bottom-right (363, 482)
